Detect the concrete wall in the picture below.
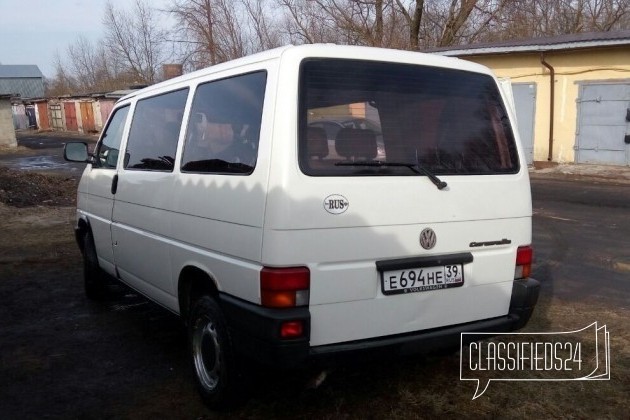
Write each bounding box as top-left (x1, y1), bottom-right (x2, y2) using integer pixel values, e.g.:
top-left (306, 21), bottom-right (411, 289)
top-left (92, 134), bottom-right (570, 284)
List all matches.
top-left (458, 46), bottom-right (630, 163)
top-left (0, 98), bottom-right (17, 147)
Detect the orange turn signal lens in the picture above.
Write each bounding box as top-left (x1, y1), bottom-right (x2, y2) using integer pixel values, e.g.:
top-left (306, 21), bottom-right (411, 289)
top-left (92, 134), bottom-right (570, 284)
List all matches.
top-left (261, 290), bottom-right (296, 308)
top-left (260, 267), bottom-right (310, 308)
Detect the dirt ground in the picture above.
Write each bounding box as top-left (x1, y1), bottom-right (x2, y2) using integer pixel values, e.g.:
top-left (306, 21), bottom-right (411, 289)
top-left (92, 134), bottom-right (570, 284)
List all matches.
top-left (0, 167), bottom-right (77, 207)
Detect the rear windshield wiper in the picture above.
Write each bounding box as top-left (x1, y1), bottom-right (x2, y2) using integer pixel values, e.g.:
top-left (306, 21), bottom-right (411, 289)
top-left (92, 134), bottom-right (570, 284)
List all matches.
top-left (335, 161), bottom-right (448, 190)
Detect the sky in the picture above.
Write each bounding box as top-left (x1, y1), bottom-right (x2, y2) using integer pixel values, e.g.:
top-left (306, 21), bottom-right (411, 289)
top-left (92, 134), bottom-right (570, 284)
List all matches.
top-left (0, 0), bottom-right (172, 78)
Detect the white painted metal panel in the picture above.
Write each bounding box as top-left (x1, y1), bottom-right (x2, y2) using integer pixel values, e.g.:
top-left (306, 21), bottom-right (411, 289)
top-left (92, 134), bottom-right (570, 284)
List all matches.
top-left (512, 83), bottom-right (536, 164)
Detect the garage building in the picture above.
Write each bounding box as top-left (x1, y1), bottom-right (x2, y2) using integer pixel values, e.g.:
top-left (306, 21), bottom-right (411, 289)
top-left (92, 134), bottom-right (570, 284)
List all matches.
top-left (432, 31), bottom-right (630, 166)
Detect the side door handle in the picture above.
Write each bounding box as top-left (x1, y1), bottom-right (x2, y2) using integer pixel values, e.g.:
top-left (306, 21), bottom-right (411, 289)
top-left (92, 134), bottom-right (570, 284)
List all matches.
top-left (111, 174), bottom-right (119, 195)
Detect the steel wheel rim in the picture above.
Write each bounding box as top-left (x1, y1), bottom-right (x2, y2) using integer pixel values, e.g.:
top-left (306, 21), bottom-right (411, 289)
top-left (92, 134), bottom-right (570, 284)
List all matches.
top-left (192, 317), bottom-right (222, 391)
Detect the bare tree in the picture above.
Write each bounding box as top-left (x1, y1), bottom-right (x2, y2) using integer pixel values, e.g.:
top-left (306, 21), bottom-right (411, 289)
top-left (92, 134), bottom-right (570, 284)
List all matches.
top-left (437, 0), bottom-right (478, 45)
top-left (170, 0), bottom-right (220, 67)
top-left (213, 0), bottom-right (247, 59)
top-left (46, 52), bottom-right (77, 97)
top-left (395, 0), bottom-right (424, 48)
top-left (577, 0), bottom-right (630, 31)
top-left (104, 0), bottom-right (169, 84)
top-left (65, 36), bottom-right (126, 93)
top-left (66, 36), bottom-right (99, 91)
top-left (50, 0), bottom-right (630, 96)
top-left (277, 0), bottom-right (334, 44)
top-left (313, 0), bottom-right (389, 46)
top-left (278, 0), bottom-right (513, 49)
top-left (243, 0), bottom-right (285, 50)
top-left (471, 0), bottom-right (630, 41)
top-left (170, 0), bottom-right (268, 69)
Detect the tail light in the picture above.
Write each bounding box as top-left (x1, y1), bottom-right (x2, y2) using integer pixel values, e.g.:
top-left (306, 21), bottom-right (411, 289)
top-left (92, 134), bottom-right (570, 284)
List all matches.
top-left (280, 321), bottom-right (305, 339)
top-left (515, 246), bottom-right (533, 279)
top-left (260, 267), bottom-right (310, 308)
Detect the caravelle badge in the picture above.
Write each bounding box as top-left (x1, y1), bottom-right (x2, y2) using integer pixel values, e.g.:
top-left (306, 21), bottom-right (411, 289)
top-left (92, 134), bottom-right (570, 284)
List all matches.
top-left (420, 228), bottom-right (437, 250)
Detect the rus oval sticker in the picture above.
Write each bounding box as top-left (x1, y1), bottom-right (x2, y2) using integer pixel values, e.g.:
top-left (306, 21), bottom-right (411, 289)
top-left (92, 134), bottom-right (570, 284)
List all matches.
top-left (323, 194), bottom-right (349, 214)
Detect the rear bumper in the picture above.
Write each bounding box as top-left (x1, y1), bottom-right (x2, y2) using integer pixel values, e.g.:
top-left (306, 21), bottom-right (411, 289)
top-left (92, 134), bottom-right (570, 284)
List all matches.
top-left (218, 294), bottom-right (311, 367)
top-left (509, 277), bottom-right (540, 329)
top-left (219, 277), bottom-right (540, 368)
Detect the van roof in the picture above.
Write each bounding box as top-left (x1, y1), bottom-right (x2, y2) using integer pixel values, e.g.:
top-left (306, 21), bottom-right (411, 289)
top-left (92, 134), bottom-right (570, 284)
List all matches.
top-left (118, 44), bottom-right (491, 103)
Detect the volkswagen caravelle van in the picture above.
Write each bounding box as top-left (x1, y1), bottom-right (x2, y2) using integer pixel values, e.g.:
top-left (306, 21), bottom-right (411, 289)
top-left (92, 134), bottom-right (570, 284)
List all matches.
top-left (64, 44), bottom-right (540, 408)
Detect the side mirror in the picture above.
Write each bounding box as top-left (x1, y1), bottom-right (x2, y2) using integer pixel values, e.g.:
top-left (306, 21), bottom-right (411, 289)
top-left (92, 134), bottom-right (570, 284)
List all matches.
top-left (64, 142), bottom-right (89, 163)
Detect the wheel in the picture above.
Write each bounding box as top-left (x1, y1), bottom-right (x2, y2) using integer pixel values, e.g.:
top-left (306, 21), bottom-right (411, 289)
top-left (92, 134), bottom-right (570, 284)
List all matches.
top-left (189, 295), bottom-right (243, 409)
top-left (82, 232), bottom-right (109, 301)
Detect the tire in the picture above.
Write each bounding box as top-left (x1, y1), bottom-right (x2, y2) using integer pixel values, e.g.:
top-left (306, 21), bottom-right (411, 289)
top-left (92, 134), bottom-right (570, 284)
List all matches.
top-left (83, 232), bottom-right (109, 301)
top-left (189, 295), bottom-right (243, 409)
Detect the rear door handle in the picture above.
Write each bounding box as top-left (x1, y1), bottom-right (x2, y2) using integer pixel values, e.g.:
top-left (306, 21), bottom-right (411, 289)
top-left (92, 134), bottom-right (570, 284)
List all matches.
top-left (111, 174), bottom-right (119, 195)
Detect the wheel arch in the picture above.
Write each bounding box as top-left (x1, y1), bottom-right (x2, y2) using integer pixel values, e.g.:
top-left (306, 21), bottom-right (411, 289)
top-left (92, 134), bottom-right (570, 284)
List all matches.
top-left (75, 215), bottom-right (92, 254)
top-left (178, 265), bottom-right (220, 321)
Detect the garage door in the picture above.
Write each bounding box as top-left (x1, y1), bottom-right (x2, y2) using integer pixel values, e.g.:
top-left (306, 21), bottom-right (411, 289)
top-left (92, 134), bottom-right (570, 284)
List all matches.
top-left (512, 83), bottom-right (536, 165)
top-left (575, 82), bottom-right (630, 166)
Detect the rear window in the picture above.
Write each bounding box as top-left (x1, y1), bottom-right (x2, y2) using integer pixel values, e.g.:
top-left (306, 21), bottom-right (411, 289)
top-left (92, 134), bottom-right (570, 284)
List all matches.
top-left (299, 59), bottom-right (519, 176)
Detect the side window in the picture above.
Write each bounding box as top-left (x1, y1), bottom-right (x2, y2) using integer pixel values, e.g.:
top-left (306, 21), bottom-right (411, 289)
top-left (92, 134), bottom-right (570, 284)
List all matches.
top-left (94, 105), bottom-right (129, 169)
top-left (181, 71), bottom-right (267, 174)
top-left (124, 89), bottom-right (189, 171)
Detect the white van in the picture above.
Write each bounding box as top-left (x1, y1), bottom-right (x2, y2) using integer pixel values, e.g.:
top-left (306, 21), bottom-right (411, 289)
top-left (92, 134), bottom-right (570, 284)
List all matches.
top-left (64, 44), bottom-right (540, 408)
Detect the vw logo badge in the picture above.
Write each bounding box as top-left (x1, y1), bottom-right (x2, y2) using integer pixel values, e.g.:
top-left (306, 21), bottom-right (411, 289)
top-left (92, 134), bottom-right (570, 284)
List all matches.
top-left (419, 228), bottom-right (436, 250)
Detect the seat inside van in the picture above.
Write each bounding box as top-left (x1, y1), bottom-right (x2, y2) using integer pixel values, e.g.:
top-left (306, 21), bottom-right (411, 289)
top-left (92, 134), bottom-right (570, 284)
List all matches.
top-left (335, 128), bottom-right (377, 160)
top-left (306, 127), bottom-right (329, 159)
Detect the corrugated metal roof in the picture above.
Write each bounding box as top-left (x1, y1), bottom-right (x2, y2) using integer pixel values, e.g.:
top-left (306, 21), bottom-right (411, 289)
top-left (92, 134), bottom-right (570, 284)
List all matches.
top-left (0, 65), bottom-right (44, 78)
top-left (0, 78), bottom-right (45, 98)
top-left (427, 30), bottom-right (630, 56)
top-left (104, 89), bottom-right (139, 99)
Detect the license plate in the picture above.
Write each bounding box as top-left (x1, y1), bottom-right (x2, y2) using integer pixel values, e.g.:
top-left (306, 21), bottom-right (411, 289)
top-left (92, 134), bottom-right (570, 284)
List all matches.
top-left (382, 264), bottom-right (464, 295)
